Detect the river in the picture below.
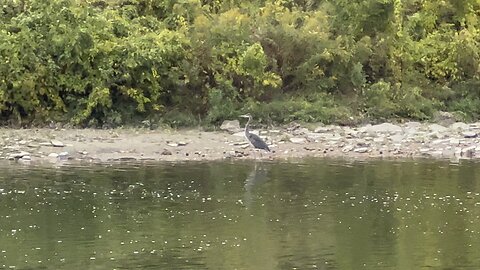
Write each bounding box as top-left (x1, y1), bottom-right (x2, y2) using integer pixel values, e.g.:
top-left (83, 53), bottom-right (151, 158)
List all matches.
top-left (1, 159), bottom-right (480, 269)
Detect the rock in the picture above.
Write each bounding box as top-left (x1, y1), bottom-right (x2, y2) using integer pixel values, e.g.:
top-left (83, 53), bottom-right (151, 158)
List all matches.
top-left (356, 141), bottom-right (370, 147)
top-left (224, 150), bottom-right (237, 158)
top-left (449, 139), bottom-right (460, 145)
top-left (450, 122), bottom-right (469, 131)
top-left (167, 143), bottom-right (178, 147)
top-left (232, 141), bottom-right (250, 146)
top-left (462, 131), bottom-right (477, 138)
top-left (119, 157), bottom-right (137, 161)
top-left (233, 131), bottom-right (245, 137)
top-left (342, 145), bottom-right (354, 153)
top-left (161, 149), bottom-right (172, 155)
top-left (50, 140), bottom-right (65, 147)
top-left (461, 146), bottom-right (476, 158)
top-left (433, 111), bottom-right (457, 126)
top-left (390, 134), bottom-right (404, 143)
top-left (431, 139), bottom-right (449, 145)
top-left (442, 148), bottom-right (456, 157)
top-left (314, 126), bottom-right (334, 133)
top-left (292, 127), bottom-right (309, 136)
top-left (220, 120), bottom-right (241, 133)
top-left (354, 147), bottom-right (369, 153)
top-left (306, 133), bottom-right (324, 140)
top-left (430, 150), bottom-right (444, 157)
top-left (404, 121), bottom-right (422, 128)
top-left (362, 123), bottom-right (403, 134)
top-left (58, 152), bottom-right (69, 159)
top-left (19, 155), bottom-right (31, 161)
top-left (419, 148), bottom-right (431, 155)
top-left (177, 141), bottom-right (188, 146)
top-left (343, 128), bottom-right (359, 138)
top-left (428, 124), bottom-right (448, 133)
top-left (428, 132), bottom-right (445, 139)
top-left (322, 134), bottom-right (343, 141)
top-left (289, 137), bottom-right (306, 144)
top-left (39, 142), bottom-right (53, 146)
top-left (48, 153), bottom-right (59, 158)
top-left (8, 151), bottom-right (30, 159)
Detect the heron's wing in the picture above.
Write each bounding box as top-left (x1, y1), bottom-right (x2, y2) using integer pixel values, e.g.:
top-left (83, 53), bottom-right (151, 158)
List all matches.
top-left (247, 133), bottom-right (270, 151)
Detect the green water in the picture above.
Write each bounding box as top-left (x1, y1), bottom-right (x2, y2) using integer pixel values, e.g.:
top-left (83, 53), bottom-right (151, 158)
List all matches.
top-left (1, 159), bottom-right (480, 269)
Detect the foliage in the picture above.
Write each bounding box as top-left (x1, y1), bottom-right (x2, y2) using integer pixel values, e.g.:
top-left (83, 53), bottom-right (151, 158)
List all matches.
top-left (0, 0), bottom-right (480, 127)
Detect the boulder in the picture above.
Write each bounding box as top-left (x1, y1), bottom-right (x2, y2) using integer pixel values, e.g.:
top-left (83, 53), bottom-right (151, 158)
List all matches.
top-left (220, 120), bottom-right (241, 133)
top-left (361, 123), bottom-right (403, 134)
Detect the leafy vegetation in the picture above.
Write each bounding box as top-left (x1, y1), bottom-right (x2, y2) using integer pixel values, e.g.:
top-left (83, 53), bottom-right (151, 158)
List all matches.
top-left (0, 0), bottom-right (479, 127)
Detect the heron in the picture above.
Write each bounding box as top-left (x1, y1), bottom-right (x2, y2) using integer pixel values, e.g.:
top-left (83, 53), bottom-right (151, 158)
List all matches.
top-left (239, 114), bottom-right (270, 152)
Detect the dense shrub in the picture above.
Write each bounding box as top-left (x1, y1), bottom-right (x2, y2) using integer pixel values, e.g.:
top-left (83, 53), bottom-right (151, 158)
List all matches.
top-left (0, 0), bottom-right (479, 127)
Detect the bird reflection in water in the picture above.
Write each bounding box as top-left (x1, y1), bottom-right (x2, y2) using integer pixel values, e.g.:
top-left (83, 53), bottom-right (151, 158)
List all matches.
top-left (243, 162), bottom-right (270, 208)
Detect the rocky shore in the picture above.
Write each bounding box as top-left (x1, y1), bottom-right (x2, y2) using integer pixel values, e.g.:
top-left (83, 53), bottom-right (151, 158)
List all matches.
top-left (2, 120), bottom-right (480, 164)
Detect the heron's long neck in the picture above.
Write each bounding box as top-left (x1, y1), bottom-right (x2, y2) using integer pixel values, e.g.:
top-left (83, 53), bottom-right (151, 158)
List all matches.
top-left (244, 117), bottom-right (251, 135)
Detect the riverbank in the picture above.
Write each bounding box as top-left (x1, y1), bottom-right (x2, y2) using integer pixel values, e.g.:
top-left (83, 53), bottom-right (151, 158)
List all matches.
top-left (2, 120), bottom-right (480, 164)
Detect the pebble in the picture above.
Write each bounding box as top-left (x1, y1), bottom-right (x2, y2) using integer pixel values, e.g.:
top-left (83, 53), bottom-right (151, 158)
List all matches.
top-left (354, 147), bottom-right (369, 153)
top-left (8, 151), bottom-right (30, 159)
top-left (50, 140), bottom-right (65, 147)
top-left (19, 155), bottom-right (31, 161)
top-left (290, 137), bottom-right (306, 144)
top-left (314, 126), bottom-right (334, 133)
top-left (161, 149), bottom-right (172, 155)
top-left (462, 131), bottom-right (477, 138)
top-left (58, 152), bottom-right (69, 159)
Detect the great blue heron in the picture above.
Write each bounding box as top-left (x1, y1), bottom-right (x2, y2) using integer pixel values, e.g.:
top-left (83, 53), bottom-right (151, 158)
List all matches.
top-left (239, 114), bottom-right (270, 152)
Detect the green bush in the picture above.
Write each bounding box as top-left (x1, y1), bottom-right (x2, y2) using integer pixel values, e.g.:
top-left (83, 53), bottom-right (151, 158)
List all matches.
top-left (0, 0), bottom-right (480, 127)
top-left (243, 93), bottom-right (354, 125)
top-left (363, 81), bottom-right (436, 120)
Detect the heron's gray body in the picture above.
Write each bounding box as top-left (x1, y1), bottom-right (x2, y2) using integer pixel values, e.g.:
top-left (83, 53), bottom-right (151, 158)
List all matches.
top-left (241, 114), bottom-right (270, 152)
top-left (245, 132), bottom-right (270, 152)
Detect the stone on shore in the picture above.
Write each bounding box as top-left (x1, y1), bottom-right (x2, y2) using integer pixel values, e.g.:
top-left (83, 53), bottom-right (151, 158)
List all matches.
top-left (220, 120), bottom-right (241, 133)
top-left (428, 124), bottom-right (448, 133)
top-left (450, 122), bottom-right (469, 131)
top-left (361, 123), bottom-right (403, 134)
top-left (462, 131), bottom-right (477, 138)
top-left (433, 111), bottom-right (457, 126)
top-left (289, 137), bottom-right (306, 144)
top-left (50, 140), bottom-right (65, 147)
top-left (8, 151), bottom-right (30, 160)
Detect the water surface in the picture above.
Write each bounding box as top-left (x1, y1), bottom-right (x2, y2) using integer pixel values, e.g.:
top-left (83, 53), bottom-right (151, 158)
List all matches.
top-left (1, 159), bottom-right (480, 269)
